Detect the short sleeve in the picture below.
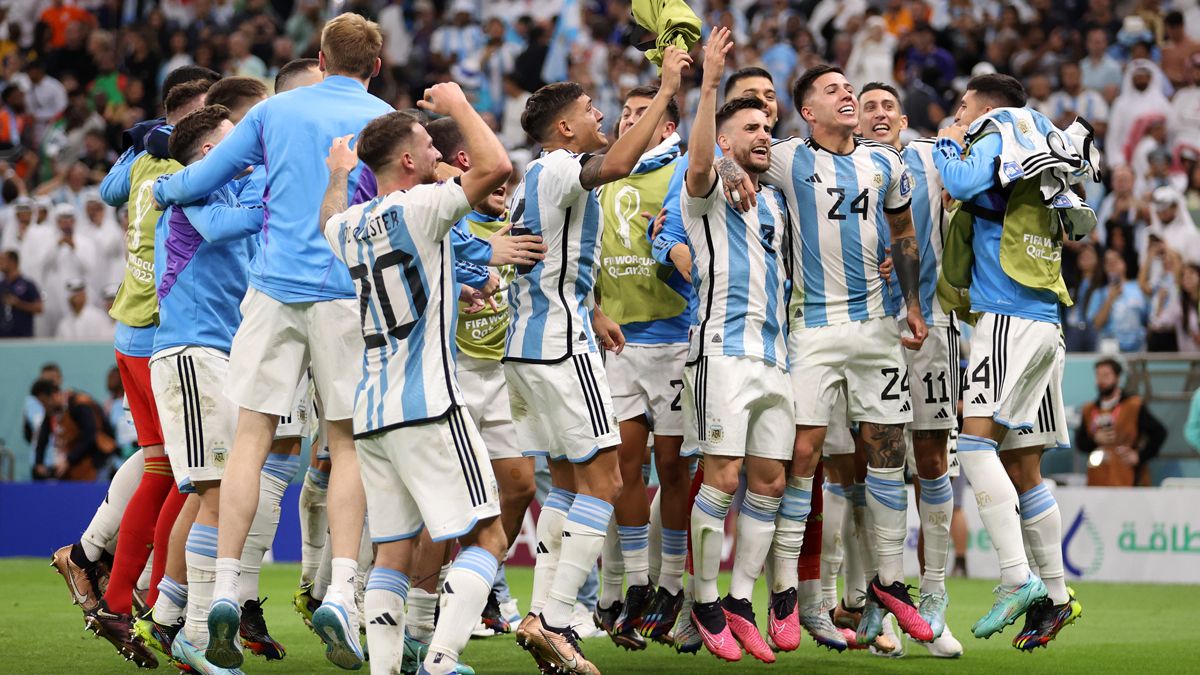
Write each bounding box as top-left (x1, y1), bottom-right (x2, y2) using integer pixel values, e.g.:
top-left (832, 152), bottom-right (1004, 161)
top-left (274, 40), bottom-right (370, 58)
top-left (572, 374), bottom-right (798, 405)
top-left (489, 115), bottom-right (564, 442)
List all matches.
top-left (684, 173), bottom-right (722, 219)
top-left (405, 179), bottom-right (472, 241)
top-left (323, 210), bottom-right (351, 261)
top-left (763, 138), bottom-right (797, 190)
top-left (538, 150), bottom-right (588, 208)
top-left (885, 154), bottom-right (913, 213)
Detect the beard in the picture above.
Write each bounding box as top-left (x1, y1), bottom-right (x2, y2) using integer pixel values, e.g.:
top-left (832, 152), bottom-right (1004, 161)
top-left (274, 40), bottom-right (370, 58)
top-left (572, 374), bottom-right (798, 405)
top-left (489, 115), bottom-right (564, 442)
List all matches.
top-left (1099, 384), bottom-right (1118, 398)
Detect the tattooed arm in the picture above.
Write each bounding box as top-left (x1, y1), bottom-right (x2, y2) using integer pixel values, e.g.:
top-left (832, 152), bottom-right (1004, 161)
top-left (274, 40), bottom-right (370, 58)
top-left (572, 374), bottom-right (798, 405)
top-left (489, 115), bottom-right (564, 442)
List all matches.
top-left (319, 134), bottom-right (357, 239)
top-left (686, 28), bottom-right (731, 198)
top-left (886, 206), bottom-right (927, 350)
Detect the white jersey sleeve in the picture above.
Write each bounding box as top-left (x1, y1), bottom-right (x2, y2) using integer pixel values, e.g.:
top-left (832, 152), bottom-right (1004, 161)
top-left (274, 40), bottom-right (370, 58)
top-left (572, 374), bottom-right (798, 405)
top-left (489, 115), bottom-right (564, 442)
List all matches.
top-left (683, 173), bottom-right (722, 218)
top-left (403, 180), bottom-right (472, 241)
top-left (884, 148), bottom-right (913, 213)
top-left (536, 149), bottom-right (589, 208)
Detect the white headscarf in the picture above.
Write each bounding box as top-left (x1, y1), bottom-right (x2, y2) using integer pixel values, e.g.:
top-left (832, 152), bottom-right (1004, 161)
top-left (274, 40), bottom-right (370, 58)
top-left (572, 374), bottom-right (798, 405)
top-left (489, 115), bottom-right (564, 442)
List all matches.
top-left (1107, 59), bottom-right (1172, 169)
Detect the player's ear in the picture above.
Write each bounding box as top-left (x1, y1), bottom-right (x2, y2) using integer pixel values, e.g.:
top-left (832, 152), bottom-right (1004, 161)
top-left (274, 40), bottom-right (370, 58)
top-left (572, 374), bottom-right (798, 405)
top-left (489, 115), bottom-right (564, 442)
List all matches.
top-left (317, 51), bottom-right (327, 73)
top-left (557, 116), bottom-right (573, 141)
top-left (370, 57), bottom-right (381, 79)
top-left (663, 120), bottom-right (677, 139)
top-left (899, 114), bottom-right (909, 132)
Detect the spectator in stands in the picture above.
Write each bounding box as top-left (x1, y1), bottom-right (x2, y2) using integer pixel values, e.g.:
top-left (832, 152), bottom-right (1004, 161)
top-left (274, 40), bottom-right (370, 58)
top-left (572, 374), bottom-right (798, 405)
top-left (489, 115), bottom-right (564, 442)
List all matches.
top-left (1162, 10), bottom-right (1200, 88)
top-left (1076, 357), bottom-right (1167, 486)
top-left (1142, 244), bottom-right (1184, 350)
top-left (1169, 53), bottom-right (1200, 142)
top-left (40, 1), bottom-right (96, 50)
top-left (1089, 248), bottom-right (1150, 352)
top-left (11, 60), bottom-right (68, 144)
top-left (1108, 60), bottom-right (1170, 170)
top-left (1065, 243), bottom-right (1105, 352)
top-left (55, 277), bottom-right (113, 340)
top-left (0, 249), bottom-right (41, 337)
top-left (1081, 27), bottom-right (1124, 98)
top-left (1043, 61), bottom-right (1110, 137)
top-left (1149, 187), bottom-right (1200, 263)
top-left (1178, 262), bottom-right (1200, 352)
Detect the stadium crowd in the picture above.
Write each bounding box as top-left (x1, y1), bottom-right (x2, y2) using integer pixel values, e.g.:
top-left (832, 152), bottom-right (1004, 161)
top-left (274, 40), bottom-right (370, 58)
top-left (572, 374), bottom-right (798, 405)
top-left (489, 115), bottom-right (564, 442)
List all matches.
top-left (0, 0), bottom-right (1199, 351)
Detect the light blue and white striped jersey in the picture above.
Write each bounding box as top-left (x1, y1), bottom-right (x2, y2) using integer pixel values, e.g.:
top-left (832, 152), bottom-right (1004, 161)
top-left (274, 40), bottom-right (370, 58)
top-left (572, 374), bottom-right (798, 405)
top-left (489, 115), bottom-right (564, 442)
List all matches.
top-left (886, 139), bottom-right (951, 327)
top-left (503, 149), bottom-right (603, 363)
top-left (682, 176), bottom-right (789, 369)
top-left (323, 180), bottom-right (473, 438)
top-left (766, 137), bottom-right (911, 329)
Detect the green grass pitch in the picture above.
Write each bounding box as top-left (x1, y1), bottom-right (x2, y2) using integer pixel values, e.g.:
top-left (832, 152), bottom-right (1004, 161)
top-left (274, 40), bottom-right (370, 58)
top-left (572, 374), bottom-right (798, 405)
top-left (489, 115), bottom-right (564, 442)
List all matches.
top-left (4, 558), bottom-right (1199, 673)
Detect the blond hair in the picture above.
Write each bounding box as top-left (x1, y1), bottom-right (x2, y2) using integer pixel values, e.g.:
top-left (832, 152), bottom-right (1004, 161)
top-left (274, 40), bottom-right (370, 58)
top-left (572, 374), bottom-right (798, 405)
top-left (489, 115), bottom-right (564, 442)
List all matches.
top-left (320, 13), bottom-right (383, 79)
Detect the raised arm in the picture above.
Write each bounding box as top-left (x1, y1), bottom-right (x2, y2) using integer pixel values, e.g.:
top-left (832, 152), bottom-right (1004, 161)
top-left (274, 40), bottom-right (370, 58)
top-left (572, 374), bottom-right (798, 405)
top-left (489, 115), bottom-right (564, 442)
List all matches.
top-left (154, 110), bottom-right (264, 208)
top-left (687, 27), bottom-right (733, 198)
top-left (320, 135), bottom-right (356, 235)
top-left (418, 82), bottom-right (511, 207)
top-left (184, 201), bottom-right (264, 244)
top-left (579, 47), bottom-right (692, 191)
top-left (932, 129), bottom-right (1001, 202)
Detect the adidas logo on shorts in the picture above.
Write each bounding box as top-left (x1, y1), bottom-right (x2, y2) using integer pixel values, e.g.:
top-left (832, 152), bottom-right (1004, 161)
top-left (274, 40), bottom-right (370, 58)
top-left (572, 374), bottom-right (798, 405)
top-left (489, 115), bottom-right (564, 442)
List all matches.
top-left (900, 401), bottom-right (911, 413)
top-left (971, 393), bottom-right (988, 405)
top-left (934, 409), bottom-right (950, 420)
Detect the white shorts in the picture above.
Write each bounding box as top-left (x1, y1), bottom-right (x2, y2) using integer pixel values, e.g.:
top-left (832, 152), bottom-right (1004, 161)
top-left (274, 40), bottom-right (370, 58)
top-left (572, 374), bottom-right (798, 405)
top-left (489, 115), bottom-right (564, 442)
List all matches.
top-left (1000, 358), bottom-right (1070, 451)
top-left (275, 370), bottom-right (312, 439)
top-left (790, 317), bottom-right (913, 426)
top-left (962, 313), bottom-right (1067, 441)
top-left (226, 288), bottom-right (361, 421)
top-left (822, 390), bottom-right (855, 456)
top-left (900, 319), bottom-right (961, 431)
top-left (506, 352), bottom-right (621, 463)
top-left (457, 354), bottom-right (521, 461)
top-left (150, 347), bottom-right (237, 490)
top-left (358, 407), bottom-right (500, 543)
top-left (607, 342), bottom-right (688, 437)
top-left (683, 355), bottom-right (794, 461)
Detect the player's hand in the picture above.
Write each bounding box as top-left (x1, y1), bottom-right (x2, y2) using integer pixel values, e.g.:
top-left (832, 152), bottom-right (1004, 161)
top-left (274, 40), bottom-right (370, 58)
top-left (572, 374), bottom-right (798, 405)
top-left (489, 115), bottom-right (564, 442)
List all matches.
top-left (937, 123), bottom-right (967, 147)
top-left (902, 308), bottom-right (928, 351)
top-left (658, 46), bottom-right (692, 97)
top-left (326, 134), bottom-right (358, 174)
top-left (593, 309), bottom-right (625, 355)
top-left (648, 208), bottom-right (668, 240)
top-left (668, 243), bottom-right (693, 283)
top-left (436, 162), bottom-right (464, 182)
top-left (418, 82), bottom-right (471, 116)
top-left (879, 247), bottom-right (894, 282)
top-left (701, 27), bottom-right (734, 90)
top-left (489, 223), bottom-right (547, 266)
top-left (717, 156), bottom-right (756, 212)
top-left (459, 283), bottom-right (487, 314)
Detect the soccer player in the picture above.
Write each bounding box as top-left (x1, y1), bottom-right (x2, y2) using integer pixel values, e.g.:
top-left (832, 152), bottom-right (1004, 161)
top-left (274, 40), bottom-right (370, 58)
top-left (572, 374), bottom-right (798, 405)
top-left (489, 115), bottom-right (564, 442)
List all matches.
top-left (319, 81), bottom-right (512, 675)
top-left (932, 73), bottom-right (1080, 648)
top-left (682, 28), bottom-right (792, 664)
top-left (858, 81), bottom-right (965, 658)
top-left (153, 14), bottom-right (394, 669)
top-left (142, 103), bottom-right (264, 673)
top-left (72, 78), bottom-right (212, 669)
top-left (720, 62), bottom-right (933, 647)
top-left (506, 48), bottom-right (691, 675)
top-left (593, 84), bottom-right (691, 648)
top-left (392, 118), bottom-right (543, 669)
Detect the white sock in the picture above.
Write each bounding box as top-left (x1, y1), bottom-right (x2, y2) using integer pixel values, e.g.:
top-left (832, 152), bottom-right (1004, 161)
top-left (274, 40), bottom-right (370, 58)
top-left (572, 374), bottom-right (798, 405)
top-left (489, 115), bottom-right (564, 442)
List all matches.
top-left (314, 535), bottom-right (333, 600)
top-left (821, 483), bottom-right (847, 607)
top-left (530, 488), bottom-right (572, 615)
top-left (82, 449), bottom-right (144, 561)
top-left (543, 494), bottom-right (612, 628)
top-left (866, 466), bottom-right (908, 585)
top-left (153, 574), bottom-right (188, 625)
top-left (958, 435), bottom-right (1030, 588)
top-left (239, 469), bottom-right (289, 605)
top-left (327, 557), bottom-right (359, 608)
top-left (691, 484), bottom-right (732, 604)
top-left (138, 553), bottom-right (154, 594)
top-left (299, 467), bottom-right (330, 584)
top-left (648, 488), bottom-right (663, 586)
top-left (405, 588), bottom-right (438, 642)
top-left (364, 568), bottom-right (409, 674)
top-left (659, 528), bottom-right (688, 595)
top-left (918, 472), bottom-right (954, 595)
top-left (842, 484), bottom-right (868, 607)
top-left (599, 516), bottom-right (624, 609)
top-left (213, 557), bottom-right (241, 607)
top-left (731, 491), bottom-right (780, 600)
top-left (1019, 483), bottom-right (1068, 604)
top-left (799, 579), bottom-right (822, 608)
top-left (770, 477), bottom-right (810, 594)
top-left (617, 523), bottom-right (650, 588)
top-left (186, 524), bottom-right (218, 647)
top-left (426, 547), bottom-right (499, 673)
